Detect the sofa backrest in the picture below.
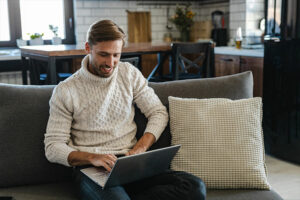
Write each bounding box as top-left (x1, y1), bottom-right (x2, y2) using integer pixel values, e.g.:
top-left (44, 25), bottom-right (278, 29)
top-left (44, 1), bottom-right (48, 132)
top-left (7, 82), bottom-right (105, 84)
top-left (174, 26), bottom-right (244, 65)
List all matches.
top-left (0, 71), bottom-right (253, 187)
top-left (136, 71), bottom-right (253, 150)
top-left (0, 84), bottom-right (66, 187)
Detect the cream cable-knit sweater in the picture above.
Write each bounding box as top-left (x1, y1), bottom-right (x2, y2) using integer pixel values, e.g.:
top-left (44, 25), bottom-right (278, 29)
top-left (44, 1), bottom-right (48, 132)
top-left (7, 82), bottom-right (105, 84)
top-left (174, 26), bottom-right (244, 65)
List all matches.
top-left (44, 55), bottom-right (168, 167)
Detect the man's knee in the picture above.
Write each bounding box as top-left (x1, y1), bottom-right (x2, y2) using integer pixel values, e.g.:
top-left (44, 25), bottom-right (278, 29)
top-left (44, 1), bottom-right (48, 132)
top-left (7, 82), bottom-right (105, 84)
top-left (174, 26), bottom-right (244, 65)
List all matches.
top-left (180, 172), bottom-right (206, 200)
top-left (191, 178), bottom-right (206, 200)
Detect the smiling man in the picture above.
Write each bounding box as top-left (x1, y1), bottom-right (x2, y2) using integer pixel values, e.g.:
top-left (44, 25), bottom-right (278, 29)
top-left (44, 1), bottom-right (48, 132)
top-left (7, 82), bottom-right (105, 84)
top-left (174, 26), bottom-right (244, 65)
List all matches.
top-left (44, 20), bottom-right (206, 200)
top-left (86, 39), bottom-right (122, 78)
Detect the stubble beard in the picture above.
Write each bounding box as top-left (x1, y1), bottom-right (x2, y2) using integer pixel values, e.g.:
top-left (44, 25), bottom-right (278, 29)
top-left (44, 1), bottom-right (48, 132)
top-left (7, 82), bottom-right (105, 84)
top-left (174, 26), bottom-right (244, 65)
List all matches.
top-left (93, 63), bottom-right (115, 78)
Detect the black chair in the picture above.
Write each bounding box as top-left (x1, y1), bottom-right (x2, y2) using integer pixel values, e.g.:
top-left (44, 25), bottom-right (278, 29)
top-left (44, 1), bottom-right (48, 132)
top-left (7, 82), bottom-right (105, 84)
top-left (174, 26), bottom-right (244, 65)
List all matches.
top-left (120, 57), bottom-right (140, 69)
top-left (29, 59), bottom-right (72, 85)
top-left (150, 42), bottom-right (214, 82)
top-left (39, 72), bottom-right (72, 83)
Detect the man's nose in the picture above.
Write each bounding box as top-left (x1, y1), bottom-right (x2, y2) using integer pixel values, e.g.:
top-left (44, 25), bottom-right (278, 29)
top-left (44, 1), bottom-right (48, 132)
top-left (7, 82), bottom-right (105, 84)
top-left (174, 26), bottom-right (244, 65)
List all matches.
top-left (106, 56), bottom-right (114, 67)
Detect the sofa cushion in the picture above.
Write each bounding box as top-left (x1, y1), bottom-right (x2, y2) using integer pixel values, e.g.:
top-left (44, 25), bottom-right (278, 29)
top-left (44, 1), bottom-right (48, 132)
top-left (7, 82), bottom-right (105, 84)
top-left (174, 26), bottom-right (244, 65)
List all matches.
top-left (0, 84), bottom-right (72, 187)
top-left (169, 96), bottom-right (270, 189)
top-left (142, 71), bottom-right (254, 149)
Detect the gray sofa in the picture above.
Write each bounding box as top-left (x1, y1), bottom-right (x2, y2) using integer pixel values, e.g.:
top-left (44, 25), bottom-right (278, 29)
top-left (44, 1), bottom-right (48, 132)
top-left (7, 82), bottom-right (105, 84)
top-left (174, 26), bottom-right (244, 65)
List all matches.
top-left (0, 71), bottom-right (283, 200)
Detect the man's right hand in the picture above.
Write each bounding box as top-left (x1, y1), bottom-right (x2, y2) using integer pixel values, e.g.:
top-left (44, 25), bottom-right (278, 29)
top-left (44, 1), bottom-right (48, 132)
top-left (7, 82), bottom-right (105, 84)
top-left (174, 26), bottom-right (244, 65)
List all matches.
top-left (89, 154), bottom-right (117, 172)
top-left (68, 151), bottom-right (117, 172)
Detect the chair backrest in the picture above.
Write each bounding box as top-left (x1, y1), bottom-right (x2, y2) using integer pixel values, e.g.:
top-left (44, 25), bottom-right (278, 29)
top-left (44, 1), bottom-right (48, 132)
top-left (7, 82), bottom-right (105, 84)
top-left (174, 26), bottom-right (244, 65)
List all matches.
top-left (29, 59), bottom-right (73, 85)
top-left (171, 42), bottom-right (214, 80)
top-left (120, 57), bottom-right (140, 69)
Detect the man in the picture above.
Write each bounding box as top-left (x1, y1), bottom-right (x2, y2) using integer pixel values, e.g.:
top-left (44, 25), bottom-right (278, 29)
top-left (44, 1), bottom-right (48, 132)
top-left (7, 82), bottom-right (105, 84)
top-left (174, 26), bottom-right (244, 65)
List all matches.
top-left (44, 19), bottom-right (206, 200)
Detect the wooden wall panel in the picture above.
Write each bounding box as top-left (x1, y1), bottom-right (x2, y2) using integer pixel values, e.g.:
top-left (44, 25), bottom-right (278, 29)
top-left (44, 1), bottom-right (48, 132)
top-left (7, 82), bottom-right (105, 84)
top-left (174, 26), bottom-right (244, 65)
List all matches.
top-left (127, 11), bottom-right (158, 77)
top-left (127, 11), bottom-right (151, 43)
top-left (190, 20), bottom-right (213, 42)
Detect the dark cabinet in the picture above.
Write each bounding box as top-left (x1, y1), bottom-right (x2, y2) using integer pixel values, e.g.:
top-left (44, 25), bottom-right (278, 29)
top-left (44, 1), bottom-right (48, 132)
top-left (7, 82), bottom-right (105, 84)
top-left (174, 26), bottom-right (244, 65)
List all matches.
top-left (263, 40), bottom-right (300, 164)
top-left (215, 54), bottom-right (263, 97)
top-left (215, 54), bottom-right (240, 77)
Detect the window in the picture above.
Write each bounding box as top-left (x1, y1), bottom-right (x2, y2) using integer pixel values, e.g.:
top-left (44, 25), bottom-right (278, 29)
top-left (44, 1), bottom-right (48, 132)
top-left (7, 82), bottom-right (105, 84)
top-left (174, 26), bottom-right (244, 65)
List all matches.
top-left (0, 0), bottom-right (75, 47)
top-left (20, 0), bottom-right (65, 40)
top-left (0, 0), bottom-right (10, 41)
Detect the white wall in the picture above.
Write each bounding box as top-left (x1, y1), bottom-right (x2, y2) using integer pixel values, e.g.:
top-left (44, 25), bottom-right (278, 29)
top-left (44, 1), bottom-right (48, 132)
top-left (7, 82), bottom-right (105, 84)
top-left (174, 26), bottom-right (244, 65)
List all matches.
top-left (229, 0), bottom-right (264, 42)
top-left (74, 0), bottom-right (229, 45)
top-left (74, 0), bottom-right (263, 45)
top-left (229, 0), bottom-right (246, 40)
top-left (245, 0), bottom-right (264, 36)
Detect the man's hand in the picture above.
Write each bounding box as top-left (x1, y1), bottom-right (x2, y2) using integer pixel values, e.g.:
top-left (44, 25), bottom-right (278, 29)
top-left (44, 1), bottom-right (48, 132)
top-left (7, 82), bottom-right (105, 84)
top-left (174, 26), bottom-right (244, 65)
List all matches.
top-left (125, 132), bottom-right (156, 156)
top-left (89, 154), bottom-right (117, 172)
top-left (68, 151), bottom-right (117, 172)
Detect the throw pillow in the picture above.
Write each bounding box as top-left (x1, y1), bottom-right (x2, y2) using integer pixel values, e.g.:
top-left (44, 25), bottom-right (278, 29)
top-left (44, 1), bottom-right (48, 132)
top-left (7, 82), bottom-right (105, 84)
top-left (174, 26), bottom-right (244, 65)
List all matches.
top-left (169, 96), bottom-right (270, 189)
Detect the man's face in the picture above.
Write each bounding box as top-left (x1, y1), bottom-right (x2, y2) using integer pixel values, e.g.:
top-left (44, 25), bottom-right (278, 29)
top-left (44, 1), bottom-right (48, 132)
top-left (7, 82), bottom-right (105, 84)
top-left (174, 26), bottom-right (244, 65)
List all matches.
top-left (85, 40), bottom-right (123, 78)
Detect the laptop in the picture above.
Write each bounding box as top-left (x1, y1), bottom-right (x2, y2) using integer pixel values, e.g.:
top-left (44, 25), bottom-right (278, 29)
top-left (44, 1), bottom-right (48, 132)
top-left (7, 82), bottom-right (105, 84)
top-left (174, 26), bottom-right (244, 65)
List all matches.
top-left (80, 145), bottom-right (181, 189)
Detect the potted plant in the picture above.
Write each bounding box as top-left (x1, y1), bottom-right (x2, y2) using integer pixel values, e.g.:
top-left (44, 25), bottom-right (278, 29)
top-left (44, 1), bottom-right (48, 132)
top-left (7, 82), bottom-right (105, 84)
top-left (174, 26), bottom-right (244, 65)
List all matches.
top-left (169, 4), bottom-right (195, 42)
top-left (49, 24), bottom-right (62, 45)
top-left (28, 33), bottom-right (44, 45)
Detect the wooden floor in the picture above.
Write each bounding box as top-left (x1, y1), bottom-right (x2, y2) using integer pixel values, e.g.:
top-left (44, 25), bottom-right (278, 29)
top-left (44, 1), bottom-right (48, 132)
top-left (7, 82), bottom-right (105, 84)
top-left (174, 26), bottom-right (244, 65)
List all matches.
top-left (266, 155), bottom-right (300, 200)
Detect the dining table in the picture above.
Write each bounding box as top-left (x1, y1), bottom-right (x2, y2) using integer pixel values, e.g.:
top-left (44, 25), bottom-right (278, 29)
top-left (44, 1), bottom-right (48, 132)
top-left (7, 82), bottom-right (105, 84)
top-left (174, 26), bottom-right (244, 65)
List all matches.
top-left (20, 42), bottom-right (172, 84)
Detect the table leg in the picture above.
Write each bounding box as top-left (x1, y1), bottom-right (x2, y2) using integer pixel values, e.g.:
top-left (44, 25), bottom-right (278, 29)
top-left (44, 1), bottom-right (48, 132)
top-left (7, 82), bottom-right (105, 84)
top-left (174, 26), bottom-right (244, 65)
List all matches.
top-left (21, 56), bottom-right (28, 85)
top-left (171, 52), bottom-right (179, 80)
top-left (47, 57), bottom-right (57, 84)
top-left (147, 52), bottom-right (169, 81)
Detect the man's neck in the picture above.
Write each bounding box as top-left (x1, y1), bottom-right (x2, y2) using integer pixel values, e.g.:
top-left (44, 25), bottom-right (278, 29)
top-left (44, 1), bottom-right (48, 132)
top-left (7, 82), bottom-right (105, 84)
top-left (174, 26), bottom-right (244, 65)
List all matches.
top-left (87, 60), bottom-right (95, 75)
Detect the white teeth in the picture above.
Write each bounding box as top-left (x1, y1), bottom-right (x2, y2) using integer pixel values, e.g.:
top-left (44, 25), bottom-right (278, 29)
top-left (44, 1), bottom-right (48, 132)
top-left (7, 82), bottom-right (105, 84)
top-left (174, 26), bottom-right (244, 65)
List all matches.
top-left (101, 67), bottom-right (112, 73)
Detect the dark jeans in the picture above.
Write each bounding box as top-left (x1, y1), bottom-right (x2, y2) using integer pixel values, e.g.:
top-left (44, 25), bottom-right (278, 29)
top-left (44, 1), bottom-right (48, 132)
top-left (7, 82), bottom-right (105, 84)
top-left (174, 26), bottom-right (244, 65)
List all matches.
top-left (73, 168), bottom-right (206, 200)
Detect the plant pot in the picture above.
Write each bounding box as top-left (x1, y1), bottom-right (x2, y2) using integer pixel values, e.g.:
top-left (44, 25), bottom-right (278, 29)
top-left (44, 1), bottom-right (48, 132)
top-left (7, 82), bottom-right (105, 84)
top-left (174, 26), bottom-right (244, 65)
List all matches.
top-left (52, 37), bottom-right (62, 45)
top-left (30, 38), bottom-right (43, 46)
top-left (16, 39), bottom-right (27, 47)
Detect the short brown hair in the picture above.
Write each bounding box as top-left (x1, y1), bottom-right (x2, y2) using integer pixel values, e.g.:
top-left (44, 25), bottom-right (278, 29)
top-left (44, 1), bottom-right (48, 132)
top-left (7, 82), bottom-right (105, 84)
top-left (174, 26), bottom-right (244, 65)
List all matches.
top-left (86, 20), bottom-right (126, 46)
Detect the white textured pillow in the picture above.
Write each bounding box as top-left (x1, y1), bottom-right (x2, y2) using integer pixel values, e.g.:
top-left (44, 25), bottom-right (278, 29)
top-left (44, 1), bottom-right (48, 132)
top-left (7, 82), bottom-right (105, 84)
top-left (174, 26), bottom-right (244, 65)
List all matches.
top-left (169, 96), bottom-right (270, 189)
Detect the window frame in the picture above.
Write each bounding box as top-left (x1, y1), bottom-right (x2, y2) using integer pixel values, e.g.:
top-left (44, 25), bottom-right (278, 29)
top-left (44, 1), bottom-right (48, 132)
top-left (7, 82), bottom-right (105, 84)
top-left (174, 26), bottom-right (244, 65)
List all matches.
top-left (0, 0), bottom-right (75, 47)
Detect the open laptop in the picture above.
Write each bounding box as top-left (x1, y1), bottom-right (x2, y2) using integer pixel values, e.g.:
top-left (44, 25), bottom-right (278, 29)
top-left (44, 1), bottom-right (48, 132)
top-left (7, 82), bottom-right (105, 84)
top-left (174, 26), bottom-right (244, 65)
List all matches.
top-left (80, 145), bottom-right (180, 189)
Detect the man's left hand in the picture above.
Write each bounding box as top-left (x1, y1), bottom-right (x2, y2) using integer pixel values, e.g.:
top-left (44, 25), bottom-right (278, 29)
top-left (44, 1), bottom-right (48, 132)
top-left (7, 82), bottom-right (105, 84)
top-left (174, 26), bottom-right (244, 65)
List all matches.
top-left (125, 132), bottom-right (156, 156)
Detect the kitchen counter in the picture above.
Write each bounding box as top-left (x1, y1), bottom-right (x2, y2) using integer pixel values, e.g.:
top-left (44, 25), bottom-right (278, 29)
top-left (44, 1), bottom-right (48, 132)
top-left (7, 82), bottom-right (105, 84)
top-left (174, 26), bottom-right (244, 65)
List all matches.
top-left (214, 46), bottom-right (264, 97)
top-left (214, 46), bottom-right (264, 57)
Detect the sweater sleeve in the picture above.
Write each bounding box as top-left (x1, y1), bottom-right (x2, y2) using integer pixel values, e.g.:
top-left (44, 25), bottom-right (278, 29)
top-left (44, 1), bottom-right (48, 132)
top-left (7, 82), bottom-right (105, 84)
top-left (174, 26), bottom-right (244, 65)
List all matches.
top-left (131, 66), bottom-right (169, 141)
top-left (44, 83), bottom-right (76, 167)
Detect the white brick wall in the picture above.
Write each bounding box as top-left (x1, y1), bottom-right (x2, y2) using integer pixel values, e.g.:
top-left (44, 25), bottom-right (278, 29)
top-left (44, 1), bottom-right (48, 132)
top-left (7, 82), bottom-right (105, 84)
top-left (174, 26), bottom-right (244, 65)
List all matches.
top-left (229, 0), bottom-right (264, 42)
top-left (74, 0), bottom-right (229, 45)
top-left (0, 71), bottom-right (29, 85)
top-left (245, 0), bottom-right (264, 37)
top-left (73, 0), bottom-right (263, 45)
top-left (229, 0), bottom-right (246, 41)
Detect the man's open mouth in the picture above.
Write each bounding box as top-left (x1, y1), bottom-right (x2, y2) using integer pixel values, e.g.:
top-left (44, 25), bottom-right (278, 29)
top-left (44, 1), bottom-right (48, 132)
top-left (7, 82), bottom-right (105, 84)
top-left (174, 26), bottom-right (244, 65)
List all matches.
top-left (100, 66), bottom-right (112, 74)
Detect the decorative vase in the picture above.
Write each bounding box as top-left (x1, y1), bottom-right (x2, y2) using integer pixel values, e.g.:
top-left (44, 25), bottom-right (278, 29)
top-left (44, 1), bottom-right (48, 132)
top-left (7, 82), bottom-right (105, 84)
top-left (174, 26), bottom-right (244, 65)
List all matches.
top-left (29, 38), bottom-right (43, 46)
top-left (180, 30), bottom-right (190, 42)
top-left (52, 37), bottom-right (62, 45)
top-left (16, 39), bottom-right (27, 47)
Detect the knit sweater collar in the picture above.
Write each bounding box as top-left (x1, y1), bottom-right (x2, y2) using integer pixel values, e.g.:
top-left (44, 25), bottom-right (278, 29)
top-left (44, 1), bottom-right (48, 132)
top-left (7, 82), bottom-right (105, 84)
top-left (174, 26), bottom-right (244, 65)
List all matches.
top-left (80, 55), bottom-right (118, 84)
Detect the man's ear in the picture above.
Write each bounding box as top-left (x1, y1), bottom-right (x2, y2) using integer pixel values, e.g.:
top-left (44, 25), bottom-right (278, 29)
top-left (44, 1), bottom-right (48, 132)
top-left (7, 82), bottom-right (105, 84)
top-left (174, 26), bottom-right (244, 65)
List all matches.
top-left (85, 42), bottom-right (92, 54)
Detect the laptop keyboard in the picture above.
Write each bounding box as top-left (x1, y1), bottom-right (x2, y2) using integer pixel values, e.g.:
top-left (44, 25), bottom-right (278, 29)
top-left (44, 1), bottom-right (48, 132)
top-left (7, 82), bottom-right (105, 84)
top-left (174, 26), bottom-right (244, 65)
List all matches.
top-left (81, 167), bottom-right (110, 187)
